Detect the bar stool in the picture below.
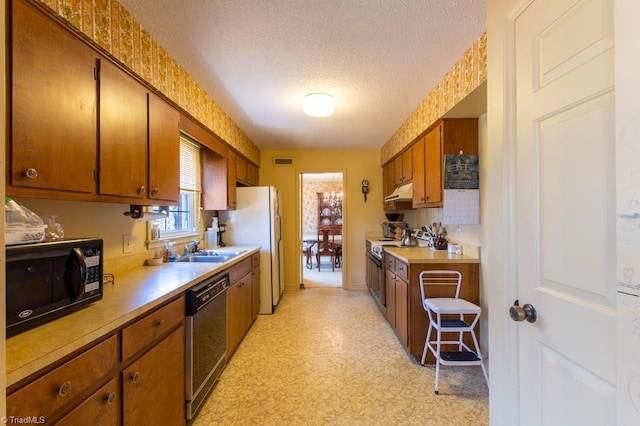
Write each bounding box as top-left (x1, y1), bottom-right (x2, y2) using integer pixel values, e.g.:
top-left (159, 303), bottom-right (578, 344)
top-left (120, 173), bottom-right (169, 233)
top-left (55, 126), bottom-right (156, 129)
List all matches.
top-left (419, 270), bottom-right (488, 394)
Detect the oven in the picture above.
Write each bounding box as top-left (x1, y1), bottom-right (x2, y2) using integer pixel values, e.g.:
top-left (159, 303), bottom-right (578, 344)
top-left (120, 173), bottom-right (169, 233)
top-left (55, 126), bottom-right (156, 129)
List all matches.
top-left (185, 271), bottom-right (229, 421)
top-left (367, 251), bottom-right (385, 309)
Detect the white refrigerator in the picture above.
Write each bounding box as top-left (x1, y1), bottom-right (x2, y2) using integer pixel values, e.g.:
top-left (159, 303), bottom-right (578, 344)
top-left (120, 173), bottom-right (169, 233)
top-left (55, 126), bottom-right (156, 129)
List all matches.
top-left (220, 186), bottom-right (283, 314)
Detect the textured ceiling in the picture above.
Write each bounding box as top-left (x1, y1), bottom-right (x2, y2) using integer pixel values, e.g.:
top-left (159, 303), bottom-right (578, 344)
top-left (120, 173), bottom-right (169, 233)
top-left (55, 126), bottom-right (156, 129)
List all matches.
top-left (117, 0), bottom-right (486, 150)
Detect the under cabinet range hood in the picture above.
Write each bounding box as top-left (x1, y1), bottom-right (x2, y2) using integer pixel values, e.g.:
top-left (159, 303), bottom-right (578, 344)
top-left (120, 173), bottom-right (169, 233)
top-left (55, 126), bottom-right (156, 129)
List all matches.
top-left (384, 182), bottom-right (413, 202)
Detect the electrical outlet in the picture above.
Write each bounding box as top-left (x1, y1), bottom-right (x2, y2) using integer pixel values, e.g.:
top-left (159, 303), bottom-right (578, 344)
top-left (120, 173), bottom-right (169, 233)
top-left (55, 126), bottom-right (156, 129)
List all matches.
top-left (123, 234), bottom-right (133, 253)
top-left (456, 226), bottom-right (462, 242)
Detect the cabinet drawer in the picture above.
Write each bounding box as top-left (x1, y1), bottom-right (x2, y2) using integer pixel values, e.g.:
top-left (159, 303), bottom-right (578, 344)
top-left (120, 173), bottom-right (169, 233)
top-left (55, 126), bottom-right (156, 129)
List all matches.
top-left (229, 257), bottom-right (252, 283)
top-left (251, 251), bottom-right (260, 268)
top-left (394, 259), bottom-right (409, 282)
top-left (384, 255), bottom-right (394, 270)
top-left (122, 296), bottom-right (184, 360)
top-left (57, 378), bottom-right (118, 425)
top-left (7, 335), bottom-right (117, 419)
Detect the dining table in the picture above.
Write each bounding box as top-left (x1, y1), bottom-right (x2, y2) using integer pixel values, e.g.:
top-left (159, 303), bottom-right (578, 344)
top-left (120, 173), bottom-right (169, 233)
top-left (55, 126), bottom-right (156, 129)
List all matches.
top-left (303, 233), bottom-right (342, 269)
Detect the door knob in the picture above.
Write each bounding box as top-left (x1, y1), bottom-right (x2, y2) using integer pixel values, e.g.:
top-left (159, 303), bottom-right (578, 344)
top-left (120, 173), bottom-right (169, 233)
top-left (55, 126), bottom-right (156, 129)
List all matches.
top-left (509, 299), bottom-right (537, 323)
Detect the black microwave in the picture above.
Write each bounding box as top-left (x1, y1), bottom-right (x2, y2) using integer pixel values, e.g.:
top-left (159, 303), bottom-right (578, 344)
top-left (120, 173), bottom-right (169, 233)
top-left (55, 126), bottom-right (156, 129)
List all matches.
top-left (6, 238), bottom-right (103, 337)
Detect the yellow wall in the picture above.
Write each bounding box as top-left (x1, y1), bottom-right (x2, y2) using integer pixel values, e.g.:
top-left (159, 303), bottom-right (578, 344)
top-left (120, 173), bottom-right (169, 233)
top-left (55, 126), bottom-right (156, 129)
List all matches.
top-left (259, 150), bottom-right (385, 290)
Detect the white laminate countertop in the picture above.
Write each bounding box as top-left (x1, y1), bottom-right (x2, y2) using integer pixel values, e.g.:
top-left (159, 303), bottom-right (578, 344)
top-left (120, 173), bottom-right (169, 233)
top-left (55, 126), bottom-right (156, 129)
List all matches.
top-left (6, 246), bottom-right (260, 388)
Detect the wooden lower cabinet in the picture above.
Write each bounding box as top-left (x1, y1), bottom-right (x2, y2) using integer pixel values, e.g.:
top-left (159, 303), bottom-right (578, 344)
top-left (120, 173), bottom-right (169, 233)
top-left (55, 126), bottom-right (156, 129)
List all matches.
top-left (227, 271), bottom-right (252, 359)
top-left (57, 378), bottom-right (118, 426)
top-left (6, 297), bottom-right (186, 425)
top-left (384, 255), bottom-right (408, 347)
top-left (251, 253), bottom-right (261, 322)
top-left (123, 326), bottom-right (185, 425)
top-left (227, 254), bottom-right (260, 359)
top-left (383, 252), bottom-right (480, 362)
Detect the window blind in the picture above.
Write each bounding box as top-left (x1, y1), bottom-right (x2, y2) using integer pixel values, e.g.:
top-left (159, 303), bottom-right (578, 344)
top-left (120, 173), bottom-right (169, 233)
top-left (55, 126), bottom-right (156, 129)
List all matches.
top-left (180, 135), bottom-right (201, 193)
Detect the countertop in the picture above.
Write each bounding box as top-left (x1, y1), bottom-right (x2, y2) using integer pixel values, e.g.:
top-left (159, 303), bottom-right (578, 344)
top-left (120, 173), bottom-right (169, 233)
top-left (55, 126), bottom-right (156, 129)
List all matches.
top-left (365, 234), bottom-right (480, 264)
top-left (6, 246), bottom-right (259, 388)
top-left (383, 246), bottom-right (480, 264)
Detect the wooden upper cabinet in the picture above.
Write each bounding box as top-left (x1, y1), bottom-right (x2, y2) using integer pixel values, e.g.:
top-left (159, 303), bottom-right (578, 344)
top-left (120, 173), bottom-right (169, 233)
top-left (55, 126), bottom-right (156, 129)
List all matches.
top-left (148, 93), bottom-right (180, 203)
top-left (10, 0), bottom-right (97, 194)
top-left (393, 149), bottom-right (412, 186)
top-left (236, 155), bottom-right (248, 184)
top-left (247, 162), bottom-right (259, 186)
top-left (227, 150), bottom-right (238, 208)
top-left (202, 147), bottom-right (236, 210)
top-left (412, 137), bottom-right (426, 205)
top-left (98, 59), bottom-right (148, 199)
top-left (424, 124), bottom-right (443, 206)
top-left (413, 118), bottom-right (478, 208)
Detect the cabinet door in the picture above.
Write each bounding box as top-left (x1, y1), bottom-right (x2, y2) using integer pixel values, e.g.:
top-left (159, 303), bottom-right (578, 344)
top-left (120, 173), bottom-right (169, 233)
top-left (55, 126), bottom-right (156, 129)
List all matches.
top-left (393, 155), bottom-right (404, 186)
top-left (251, 266), bottom-right (260, 322)
top-left (227, 150), bottom-right (237, 209)
top-left (123, 326), bottom-right (185, 425)
top-left (227, 273), bottom-right (251, 359)
top-left (395, 278), bottom-right (409, 347)
top-left (148, 93), bottom-right (179, 203)
top-left (412, 136), bottom-right (426, 207)
top-left (402, 149), bottom-right (413, 182)
top-left (247, 163), bottom-right (259, 186)
top-left (99, 59), bottom-right (148, 199)
top-left (425, 124), bottom-right (443, 206)
top-left (57, 378), bottom-right (118, 426)
top-left (385, 269), bottom-right (396, 328)
top-left (236, 156), bottom-right (248, 184)
top-left (11, 0), bottom-right (97, 194)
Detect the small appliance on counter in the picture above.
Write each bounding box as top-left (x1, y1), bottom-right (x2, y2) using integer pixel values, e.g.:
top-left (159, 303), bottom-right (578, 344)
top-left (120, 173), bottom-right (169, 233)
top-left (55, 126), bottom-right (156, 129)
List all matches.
top-left (400, 228), bottom-right (417, 246)
top-left (5, 238), bottom-right (104, 337)
top-left (381, 221), bottom-right (407, 239)
top-left (216, 223), bottom-right (227, 247)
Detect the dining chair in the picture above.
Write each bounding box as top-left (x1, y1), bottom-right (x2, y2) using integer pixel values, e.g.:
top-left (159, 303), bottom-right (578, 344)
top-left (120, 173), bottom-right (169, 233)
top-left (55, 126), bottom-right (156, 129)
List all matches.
top-left (315, 229), bottom-right (336, 271)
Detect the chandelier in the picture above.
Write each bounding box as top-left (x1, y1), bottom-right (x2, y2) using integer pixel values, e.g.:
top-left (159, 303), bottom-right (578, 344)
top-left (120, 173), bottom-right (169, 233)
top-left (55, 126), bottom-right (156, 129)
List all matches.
top-left (323, 185), bottom-right (342, 207)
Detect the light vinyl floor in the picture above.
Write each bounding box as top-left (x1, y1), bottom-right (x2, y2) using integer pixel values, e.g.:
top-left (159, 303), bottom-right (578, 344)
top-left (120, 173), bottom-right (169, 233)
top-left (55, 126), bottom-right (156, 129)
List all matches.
top-left (194, 288), bottom-right (488, 425)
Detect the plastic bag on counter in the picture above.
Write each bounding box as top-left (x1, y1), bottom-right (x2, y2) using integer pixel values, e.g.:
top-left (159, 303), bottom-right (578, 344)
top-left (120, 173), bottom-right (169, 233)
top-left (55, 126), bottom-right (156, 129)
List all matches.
top-left (42, 214), bottom-right (65, 241)
top-left (5, 197), bottom-right (46, 245)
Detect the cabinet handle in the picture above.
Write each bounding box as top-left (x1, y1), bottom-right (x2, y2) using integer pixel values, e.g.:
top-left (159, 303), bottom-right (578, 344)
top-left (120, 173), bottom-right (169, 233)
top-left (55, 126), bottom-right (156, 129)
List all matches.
top-left (137, 186), bottom-right (146, 194)
top-left (151, 187), bottom-right (159, 195)
top-left (25, 168), bottom-right (38, 179)
top-left (155, 319), bottom-right (166, 328)
top-left (58, 381), bottom-right (72, 397)
top-left (106, 392), bottom-right (116, 405)
top-left (131, 372), bottom-right (141, 384)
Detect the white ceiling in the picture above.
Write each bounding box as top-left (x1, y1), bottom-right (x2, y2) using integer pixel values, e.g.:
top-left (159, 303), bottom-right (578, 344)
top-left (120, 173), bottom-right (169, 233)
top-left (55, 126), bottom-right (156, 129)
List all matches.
top-left (117, 0), bottom-right (486, 151)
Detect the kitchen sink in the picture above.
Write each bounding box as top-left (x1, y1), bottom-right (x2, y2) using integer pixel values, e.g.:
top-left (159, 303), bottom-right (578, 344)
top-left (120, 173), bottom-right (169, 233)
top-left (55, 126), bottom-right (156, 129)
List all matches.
top-left (177, 249), bottom-right (248, 263)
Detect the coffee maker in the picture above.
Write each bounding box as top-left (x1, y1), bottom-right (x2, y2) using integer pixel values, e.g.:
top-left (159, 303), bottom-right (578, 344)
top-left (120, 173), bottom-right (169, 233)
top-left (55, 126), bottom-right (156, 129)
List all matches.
top-left (216, 223), bottom-right (226, 247)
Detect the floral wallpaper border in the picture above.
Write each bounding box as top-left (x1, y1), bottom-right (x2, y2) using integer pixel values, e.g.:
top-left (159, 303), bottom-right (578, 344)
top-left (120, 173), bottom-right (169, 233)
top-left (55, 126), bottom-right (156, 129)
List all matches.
top-left (381, 32), bottom-right (487, 164)
top-left (37, 0), bottom-right (260, 165)
top-left (37, 0), bottom-right (485, 167)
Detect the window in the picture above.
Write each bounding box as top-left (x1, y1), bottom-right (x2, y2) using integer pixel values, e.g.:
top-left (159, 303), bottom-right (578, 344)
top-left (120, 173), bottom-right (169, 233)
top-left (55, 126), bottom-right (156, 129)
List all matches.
top-left (151, 135), bottom-right (201, 237)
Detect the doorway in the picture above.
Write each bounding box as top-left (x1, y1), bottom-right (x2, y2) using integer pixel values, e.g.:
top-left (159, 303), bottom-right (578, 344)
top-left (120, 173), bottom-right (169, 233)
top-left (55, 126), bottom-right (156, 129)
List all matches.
top-left (299, 172), bottom-right (344, 288)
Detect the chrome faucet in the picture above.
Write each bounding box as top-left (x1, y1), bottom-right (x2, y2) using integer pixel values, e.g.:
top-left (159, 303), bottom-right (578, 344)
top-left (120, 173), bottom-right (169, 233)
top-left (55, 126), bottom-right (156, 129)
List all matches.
top-left (184, 240), bottom-right (200, 255)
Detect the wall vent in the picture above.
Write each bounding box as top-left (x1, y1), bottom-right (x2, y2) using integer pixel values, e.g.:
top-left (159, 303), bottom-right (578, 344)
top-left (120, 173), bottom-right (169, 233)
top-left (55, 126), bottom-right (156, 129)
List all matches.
top-left (273, 157), bottom-right (294, 166)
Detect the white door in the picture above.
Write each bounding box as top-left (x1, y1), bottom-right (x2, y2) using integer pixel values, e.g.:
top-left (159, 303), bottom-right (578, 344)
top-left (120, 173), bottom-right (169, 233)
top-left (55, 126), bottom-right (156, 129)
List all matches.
top-left (512, 0), bottom-right (617, 423)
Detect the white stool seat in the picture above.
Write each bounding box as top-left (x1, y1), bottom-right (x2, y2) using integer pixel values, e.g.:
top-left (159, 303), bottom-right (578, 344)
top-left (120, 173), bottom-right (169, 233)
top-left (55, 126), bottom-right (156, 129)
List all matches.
top-left (424, 297), bottom-right (482, 315)
top-left (419, 270), bottom-right (488, 395)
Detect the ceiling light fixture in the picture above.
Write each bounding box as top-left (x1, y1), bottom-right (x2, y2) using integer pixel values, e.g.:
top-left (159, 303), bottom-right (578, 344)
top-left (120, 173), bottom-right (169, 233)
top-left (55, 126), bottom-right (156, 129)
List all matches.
top-left (303, 93), bottom-right (335, 117)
